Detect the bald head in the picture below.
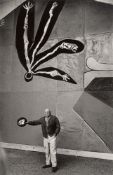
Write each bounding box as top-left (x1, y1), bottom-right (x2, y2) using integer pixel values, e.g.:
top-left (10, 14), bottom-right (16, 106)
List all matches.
top-left (44, 108), bottom-right (51, 117)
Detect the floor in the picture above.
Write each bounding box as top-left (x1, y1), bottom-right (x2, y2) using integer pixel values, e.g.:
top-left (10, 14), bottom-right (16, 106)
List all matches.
top-left (5, 148), bottom-right (113, 175)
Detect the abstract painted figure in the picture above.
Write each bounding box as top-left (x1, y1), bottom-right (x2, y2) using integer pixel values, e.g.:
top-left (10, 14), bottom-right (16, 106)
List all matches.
top-left (16, 0), bottom-right (84, 84)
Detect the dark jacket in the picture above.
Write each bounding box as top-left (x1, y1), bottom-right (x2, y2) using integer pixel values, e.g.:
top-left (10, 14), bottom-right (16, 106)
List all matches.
top-left (28, 115), bottom-right (60, 138)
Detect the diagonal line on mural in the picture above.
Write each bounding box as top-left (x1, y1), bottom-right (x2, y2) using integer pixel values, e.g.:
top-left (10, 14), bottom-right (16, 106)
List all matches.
top-left (72, 108), bottom-right (111, 153)
top-left (73, 89), bottom-right (113, 152)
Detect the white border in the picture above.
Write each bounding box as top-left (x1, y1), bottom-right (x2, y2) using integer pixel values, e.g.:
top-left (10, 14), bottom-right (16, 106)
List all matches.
top-left (0, 142), bottom-right (113, 161)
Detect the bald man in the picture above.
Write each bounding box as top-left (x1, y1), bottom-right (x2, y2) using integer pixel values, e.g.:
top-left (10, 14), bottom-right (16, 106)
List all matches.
top-left (26, 109), bottom-right (60, 172)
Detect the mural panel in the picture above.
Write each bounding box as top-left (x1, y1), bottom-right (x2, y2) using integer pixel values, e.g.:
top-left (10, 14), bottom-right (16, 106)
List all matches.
top-left (74, 26), bottom-right (113, 151)
top-left (1, 0), bottom-right (113, 152)
top-left (16, 0), bottom-right (84, 84)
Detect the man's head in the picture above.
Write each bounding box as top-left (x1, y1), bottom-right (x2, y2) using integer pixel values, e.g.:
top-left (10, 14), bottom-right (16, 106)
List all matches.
top-left (44, 108), bottom-right (51, 117)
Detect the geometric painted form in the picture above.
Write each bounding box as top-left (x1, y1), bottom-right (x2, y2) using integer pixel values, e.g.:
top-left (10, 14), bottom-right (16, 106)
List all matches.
top-left (16, 0), bottom-right (84, 84)
top-left (84, 71), bottom-right (113, 88)
top-left (74, 77), bottom-right (113, 152)
top-left (57, 91), bottom-right (110, 152)
top-left (73, 90), bottom-right (113, 151)
top-left (85, 77), bottom-right (113, 108)
top-left (78, 29), bottom-right (113, 152)
top-left (85, 77), bottom-right (113, 91)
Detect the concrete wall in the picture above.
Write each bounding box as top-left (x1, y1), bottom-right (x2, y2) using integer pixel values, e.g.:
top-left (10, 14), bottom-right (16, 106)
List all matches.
top-left (0, 0), bottom-right (25, 20)
top-left (0, 0), bottom-right (113, 152)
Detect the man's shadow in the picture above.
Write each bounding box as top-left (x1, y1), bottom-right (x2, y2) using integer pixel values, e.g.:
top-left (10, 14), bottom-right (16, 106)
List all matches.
top-left (57, 154), bottom-right (78, 169)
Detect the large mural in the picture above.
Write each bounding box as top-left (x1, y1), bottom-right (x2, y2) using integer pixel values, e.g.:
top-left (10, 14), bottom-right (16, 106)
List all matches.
top-left (16, 0), bottom-right (84, 84)
top-left (1, 0), bottom-right (113, 152)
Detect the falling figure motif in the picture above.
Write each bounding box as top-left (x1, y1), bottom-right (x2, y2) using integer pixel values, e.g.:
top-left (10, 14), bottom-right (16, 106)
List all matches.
top-left (16, 0), bottom-right (84, 84)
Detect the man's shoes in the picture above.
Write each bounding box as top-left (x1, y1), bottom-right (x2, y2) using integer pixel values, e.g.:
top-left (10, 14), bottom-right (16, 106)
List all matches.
top-left (52, 166), bottom-right (58, 172)
top-left (42, 164), bottom-right (52, 168)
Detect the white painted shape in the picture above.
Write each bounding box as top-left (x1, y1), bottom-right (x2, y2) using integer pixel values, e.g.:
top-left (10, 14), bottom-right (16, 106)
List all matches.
top-left (31, 2), bottom-right (58, 65)
top-left (32, 47), bottom-right (58, 70)
top-left (87, 57), bottom-right (113, 70)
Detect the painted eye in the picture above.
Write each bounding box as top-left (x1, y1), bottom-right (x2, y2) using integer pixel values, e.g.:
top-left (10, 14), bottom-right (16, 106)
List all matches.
top-left (24, 72), bottom-right (33, 82)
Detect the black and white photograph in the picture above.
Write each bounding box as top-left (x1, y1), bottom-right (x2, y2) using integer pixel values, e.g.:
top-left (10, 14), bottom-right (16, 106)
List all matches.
top-left (0, 0), bottom-right (113, 174)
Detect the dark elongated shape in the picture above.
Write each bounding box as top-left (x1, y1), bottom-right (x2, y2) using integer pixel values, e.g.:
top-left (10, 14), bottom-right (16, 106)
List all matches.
top-left (16, 0), bottom-right (84, 84)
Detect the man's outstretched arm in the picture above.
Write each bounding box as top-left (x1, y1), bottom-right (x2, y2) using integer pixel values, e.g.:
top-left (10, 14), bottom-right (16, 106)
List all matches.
top-left (27, 118), bottom-right (42, 125)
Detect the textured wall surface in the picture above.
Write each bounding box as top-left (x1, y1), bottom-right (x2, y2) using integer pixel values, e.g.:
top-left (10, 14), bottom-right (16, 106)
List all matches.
top-left (0, 0), bottom-right (25, 20)
top-left (0, 0), bottom-right (113, 153)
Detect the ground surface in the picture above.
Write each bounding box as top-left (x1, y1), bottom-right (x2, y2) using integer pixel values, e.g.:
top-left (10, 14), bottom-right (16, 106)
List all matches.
top-left (5, 148), bottom-right (113, 175)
